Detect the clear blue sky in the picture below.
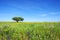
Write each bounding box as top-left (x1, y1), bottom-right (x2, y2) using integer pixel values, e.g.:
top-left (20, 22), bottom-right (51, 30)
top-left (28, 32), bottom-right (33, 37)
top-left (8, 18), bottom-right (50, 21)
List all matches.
top-left (0, 0), bottom-right (60, 22)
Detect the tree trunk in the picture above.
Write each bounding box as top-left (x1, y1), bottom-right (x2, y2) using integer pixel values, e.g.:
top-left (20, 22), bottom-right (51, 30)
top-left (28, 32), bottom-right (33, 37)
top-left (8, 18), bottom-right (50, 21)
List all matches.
top-left (16, 21), bottom-right (18, 22)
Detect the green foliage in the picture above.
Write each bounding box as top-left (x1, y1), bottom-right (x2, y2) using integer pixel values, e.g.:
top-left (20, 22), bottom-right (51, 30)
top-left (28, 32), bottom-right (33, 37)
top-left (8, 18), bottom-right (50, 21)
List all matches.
top-left (0, 22), bottom-right (60, 40)
top-left (12, 17), bottom-right (24, 22)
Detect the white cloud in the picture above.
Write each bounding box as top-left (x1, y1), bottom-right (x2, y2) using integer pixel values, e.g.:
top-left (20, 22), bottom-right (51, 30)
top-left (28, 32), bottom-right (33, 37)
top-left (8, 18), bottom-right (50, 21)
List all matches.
top-left (40, 14), bottom-right (48, 17)
top-left (49, 12), bottom-right (60, 15)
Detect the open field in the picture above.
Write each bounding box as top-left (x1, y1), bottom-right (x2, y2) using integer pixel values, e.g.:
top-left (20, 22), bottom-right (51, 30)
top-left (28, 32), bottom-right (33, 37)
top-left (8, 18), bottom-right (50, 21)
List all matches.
top-left (0, 22), bottom-right (60, 40)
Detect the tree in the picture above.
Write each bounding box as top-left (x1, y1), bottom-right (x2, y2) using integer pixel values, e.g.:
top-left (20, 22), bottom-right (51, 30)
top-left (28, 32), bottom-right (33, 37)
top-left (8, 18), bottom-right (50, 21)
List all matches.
top-left (12, 17), bottom-right (24, 22)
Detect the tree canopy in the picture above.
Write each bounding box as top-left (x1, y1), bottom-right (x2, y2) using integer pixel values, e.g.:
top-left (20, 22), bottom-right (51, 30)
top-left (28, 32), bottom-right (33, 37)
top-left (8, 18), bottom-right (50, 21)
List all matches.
top-left (12, 17), bottom-right (24, 22)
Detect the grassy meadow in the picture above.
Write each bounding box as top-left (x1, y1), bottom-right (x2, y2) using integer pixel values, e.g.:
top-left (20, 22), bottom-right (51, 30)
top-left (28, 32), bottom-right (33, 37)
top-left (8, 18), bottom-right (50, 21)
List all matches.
top-left (0, 22), bottom-right (60, 40)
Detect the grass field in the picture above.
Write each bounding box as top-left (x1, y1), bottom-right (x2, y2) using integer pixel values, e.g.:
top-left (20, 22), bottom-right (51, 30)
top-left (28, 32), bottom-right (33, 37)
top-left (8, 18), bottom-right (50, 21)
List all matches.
top-left (0, 22), bottom-right (60, 40)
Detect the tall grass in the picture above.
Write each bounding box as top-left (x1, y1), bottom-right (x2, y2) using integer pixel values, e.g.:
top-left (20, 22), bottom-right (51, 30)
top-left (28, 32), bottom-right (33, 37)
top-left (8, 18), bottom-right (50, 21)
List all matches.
top-left (0, 22), bottom-right (60, 40)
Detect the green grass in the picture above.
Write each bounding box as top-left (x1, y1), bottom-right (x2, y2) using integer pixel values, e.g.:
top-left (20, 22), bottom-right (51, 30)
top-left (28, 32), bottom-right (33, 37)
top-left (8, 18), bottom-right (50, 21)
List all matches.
top-left (0, 22), bottom-right (60, 40)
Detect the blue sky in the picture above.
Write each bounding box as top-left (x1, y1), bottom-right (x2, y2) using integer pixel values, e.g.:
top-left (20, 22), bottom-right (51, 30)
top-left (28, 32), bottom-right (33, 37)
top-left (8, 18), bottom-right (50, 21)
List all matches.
top-left (0, 0), bottom-right (60, 22)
